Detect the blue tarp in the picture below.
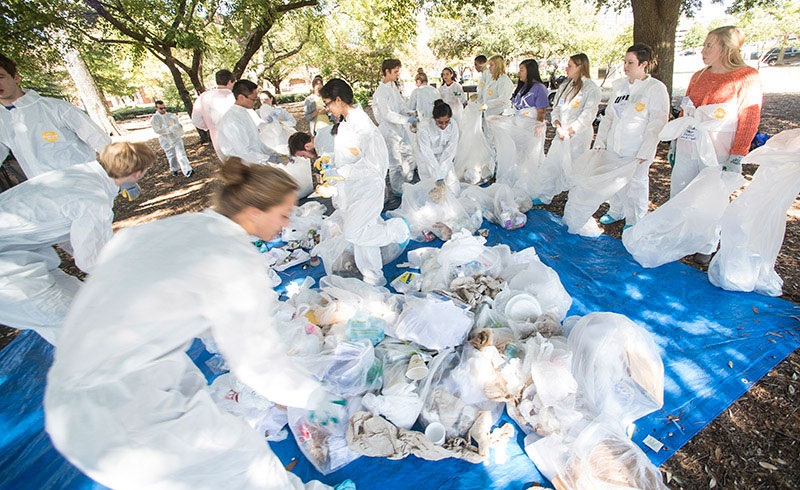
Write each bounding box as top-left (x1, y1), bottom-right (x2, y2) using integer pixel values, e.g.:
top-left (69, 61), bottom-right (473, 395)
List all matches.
top-left (1, 209), bottom-right (798, 489)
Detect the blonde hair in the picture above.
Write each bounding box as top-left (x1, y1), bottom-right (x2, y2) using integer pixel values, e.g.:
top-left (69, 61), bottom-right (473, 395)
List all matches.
top-left (415, 68), bottom-right (428, 84)
top-left (488, 55), bottom-right (506, 80)
top-left (706, 26), bottom-right (748, 71)
top-left (98, 142), bottom-right (156, 179)
top-left (557, 53), bottom-right (591, 104)
top-left (214, 158), bottom-right (298, 218)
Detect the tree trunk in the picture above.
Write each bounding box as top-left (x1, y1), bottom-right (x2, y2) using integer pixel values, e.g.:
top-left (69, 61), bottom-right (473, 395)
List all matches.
top-left (631, 0), bottom-right (682, 98)
top-left (60, 43), bottom-right (123, 136)
top-left (161, 53), bottom-right (195, 115)
top-left (267, 77), bottom-right (283, 94)
top-left (187, 47), bottom-right (206, 93)
top-left (777, 34), bottom-right (788, 65)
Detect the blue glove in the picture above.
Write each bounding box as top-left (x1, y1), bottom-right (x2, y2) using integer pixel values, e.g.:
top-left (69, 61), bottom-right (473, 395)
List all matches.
top-left (335, 480), bottom-right (356, 490)
top-left (408, 115), bottom-right (419, 124)
top-left (120, 183), bottom-right (141, 201)
top-left (722, 154), bottom-right (743, 173)
top-left (667, 140), bottom-right (677, 167)
top-left (263, 115), bottom-right (274, 124)
top-left (266, 152), bottom-right (290, 164)
top-left (398, 217), bottom-right (410, 248)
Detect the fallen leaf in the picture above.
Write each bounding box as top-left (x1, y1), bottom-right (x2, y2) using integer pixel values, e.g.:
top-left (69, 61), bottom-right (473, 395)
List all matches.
top-left (710, 476), bottom-right (717, 488)
top-left (284, 459), bottom-right (298, 471)
top-left (759, 461), bottom-right (778, 471)
top-left (753, 306), bottom-right (759, 314)
top-left (728, 361), bottom-right (733, 368)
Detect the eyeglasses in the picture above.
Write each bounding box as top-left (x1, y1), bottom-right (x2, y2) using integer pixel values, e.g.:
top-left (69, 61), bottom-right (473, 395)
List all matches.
top-left (323, 99), bottom-right (332, 108)
top-left (247, 94), bottom-right (258, 101)
top-left (157, 106), bottom-right (166, 111)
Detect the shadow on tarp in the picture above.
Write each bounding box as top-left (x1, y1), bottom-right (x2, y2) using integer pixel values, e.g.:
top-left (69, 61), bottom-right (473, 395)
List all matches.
top-left (1, 209), bottom-right (798, 489)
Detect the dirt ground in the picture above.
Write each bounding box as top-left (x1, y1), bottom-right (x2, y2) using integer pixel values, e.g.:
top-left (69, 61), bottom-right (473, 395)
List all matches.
top-left (1, 96), bottom-right (798, 488)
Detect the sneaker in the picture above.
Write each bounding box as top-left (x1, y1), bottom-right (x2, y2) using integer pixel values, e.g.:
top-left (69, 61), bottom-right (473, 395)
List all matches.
top-left (531, 198), bottom-right (546, 206)
top-left (623, 224), bottom-right (632, 230)
top-left (171, 171), bottom-right (179, 177)
top-left (599, 214), bottom-right (621, 225)
top-left (186, 169), bottom-right (194, 177)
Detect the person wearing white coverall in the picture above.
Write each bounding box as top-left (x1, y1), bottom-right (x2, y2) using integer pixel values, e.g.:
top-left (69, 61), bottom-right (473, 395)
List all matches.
top-left (531, 53), bottom-right (601, 205)
top-left (0, 142), bottom-right (153, 345)
top-left (372, 59), bottom-right (417, 195)
top-left (217, 80), bottom-right (289, 166)
top-left (191, 69), bottom-right (235, 160)
top-left (416, 99), bottom-right (460, 191)
top-left (594, 44), bottom-right (670, 228)
top-left (257, 90), bottom-right (297, 150)
top-left (316, 78), bottom-right (410, 285)
top-left (149, 100), bottom-right (194, 177)
top-left (438, 67), bottom-right (465, 121)
top-left (0, 54), bottom-right (111, 180)
top-left (44, 159), bottom-right (353, 490)
top-left (478, 55), bottom-right (514, 118)
top-left (472, 55), bottom-right (490, 104)
top-left (407, 70), bottom-right (441, 121)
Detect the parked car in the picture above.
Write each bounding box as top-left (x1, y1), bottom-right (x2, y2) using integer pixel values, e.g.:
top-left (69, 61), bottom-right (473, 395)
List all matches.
top-left (761, 45), bottom-right (800, 65)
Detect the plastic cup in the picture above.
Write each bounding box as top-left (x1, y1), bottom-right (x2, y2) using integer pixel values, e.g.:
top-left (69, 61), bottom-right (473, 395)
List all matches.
top-left (424, 422), bottom-right (446, 445)
top-left (504, 293), bottom-right (542, 322)
top-left (405, 353), bottom-right (428, 381)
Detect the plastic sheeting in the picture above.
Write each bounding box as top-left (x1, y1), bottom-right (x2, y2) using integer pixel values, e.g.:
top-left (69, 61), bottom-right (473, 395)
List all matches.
top-left (2, 209), bottom-right (799, 489)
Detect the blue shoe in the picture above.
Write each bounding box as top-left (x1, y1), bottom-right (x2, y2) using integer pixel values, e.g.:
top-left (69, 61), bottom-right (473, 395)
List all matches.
top-left (599, 214), bottom-right (621, 225)
top-left (623, 224), bottom-right (632, 230)
top-left (531, 198), bottom-right (545, 206)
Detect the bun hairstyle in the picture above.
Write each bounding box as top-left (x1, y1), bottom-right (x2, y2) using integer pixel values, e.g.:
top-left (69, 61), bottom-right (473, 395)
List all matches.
top-left (415, 69), bottom-right (428, 84)
top-left (706, 26), bottom-right (748, 71)
top-left (432, 99), bottom-right (452, 120)
top-left (214, 157), bottom-right (298, 218)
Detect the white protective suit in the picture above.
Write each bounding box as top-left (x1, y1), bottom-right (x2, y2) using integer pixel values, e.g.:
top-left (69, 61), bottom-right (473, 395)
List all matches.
top-left (44, 209), bottom-right (332, 490)
top-left (150, 111), bottom-right (193, 176)
top-left (480, 74), bottom-right (514, 117)
top-left (257, 104), bottom-right (297, 151)
top-left (191, 87), bottom-right (235, 160)
top-left (0, 90), bottom-right (111, 178)
top-left (661, 97), bottom-right (739, 197)
top-left (708, 129), bottom-right (800, 296)
top-left (531, 77), bottom-right (600, 204)
top-left (407, 85), bottom-right (441, 121)
top-left (416, 118), bottom-right (460, 191)
top-left (312, 106), bottom-right (409, 285)
top-left (0, 161), bottom-right (118, 344)
top-left (438, 81), bottom-right (465, 121)
top-left (372, 81), bottom-right (416, 195)
top-left (563, 76), bottom-right (670, 235)
top-left (218, 104), bottom-right (278, 165)
top-left (475, 69), bottom-right (490, 104)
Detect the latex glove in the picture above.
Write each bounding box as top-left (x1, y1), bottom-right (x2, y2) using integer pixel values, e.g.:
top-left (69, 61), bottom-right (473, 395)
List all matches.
top-left (480, 104), bottom-right (488, 112)
top-left (120, 183), bottom-right (141, 201)
top-left (307, 388), bottom-right (347, 426)
top-left (314, 156), bottom-right (332, 172)
top-left (321, 168), bottom-right (344, 182)
top-left (722, 154), bottom-right (743, 173)
top-left (266, 152), bottom-right (290, 165)
top-left (263, 115), bottom-right (275, 124)
top-left (667, 140), bottom-right (677, 167)
top-left (556, 126), bottom-right (570, 140)
top-left (408, 115), bottom-right (419, 124)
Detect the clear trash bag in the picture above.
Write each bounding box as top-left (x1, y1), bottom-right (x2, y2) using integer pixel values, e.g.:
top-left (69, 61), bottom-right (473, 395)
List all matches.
top-left (622, 167), bottom-right (745, 268)
top-left (568, 312), bottom-right (664, 427)
top-left (562, 149), bottom-right (640, 237)
top-left (208, 373), bottom-right (289, 441)
top-left (288, 398), bottom-right (364, 474)
top-left (317, 339), bottom-right (383, 397)
top-left (388, 178), bottom-right (477, 241)
top-left (455, 103), bottom-right (495, 184)
top-left (488, 114), bottom-right (547, 193)
top-left (393, 293), bottom-right (475, 350)
top-left (708, 129), bottom-right (800, 296)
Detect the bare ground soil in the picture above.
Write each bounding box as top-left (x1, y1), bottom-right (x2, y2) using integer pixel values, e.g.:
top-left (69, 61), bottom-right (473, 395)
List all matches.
top-left (1, 96), bottom-right (799, 489)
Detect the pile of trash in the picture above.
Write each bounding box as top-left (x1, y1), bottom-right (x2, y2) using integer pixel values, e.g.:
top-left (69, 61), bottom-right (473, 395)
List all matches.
top-left (206, 231), bottom-right (668, 488)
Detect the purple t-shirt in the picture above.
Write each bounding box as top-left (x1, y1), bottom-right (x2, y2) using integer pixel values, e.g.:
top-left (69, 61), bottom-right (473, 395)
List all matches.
top-left (511, 82), bottom-right (549, 110)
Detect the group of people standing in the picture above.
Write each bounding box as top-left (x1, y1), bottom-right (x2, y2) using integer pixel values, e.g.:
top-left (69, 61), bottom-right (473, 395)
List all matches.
top-left (0, 22), bottom-right (765, 490)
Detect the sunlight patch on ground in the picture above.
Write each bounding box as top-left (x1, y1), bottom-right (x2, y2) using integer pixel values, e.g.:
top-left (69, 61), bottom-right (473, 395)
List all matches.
top-left (138, 180), bottom-right (212, 207)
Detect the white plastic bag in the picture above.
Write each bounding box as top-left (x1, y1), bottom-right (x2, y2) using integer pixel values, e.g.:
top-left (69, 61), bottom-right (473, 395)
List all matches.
top-left (545, 418), bottom-right (669, 490)
top-left (314, 275), bottom-right (401, 328)
top-left (504, 259), bottom-right (573, 322)
top-left (529, 135), bottom-right (573, 205)
top-left (455, 103), bottom-right (495, 184)
top-left (568, 312), bottom-right (664, 427)
top-left (208, 373), bottom-right (289, 441)
top-left (282, 201), bottom-right (327, 247)
top-left (288, 398), bottom-right (363, 474)
top-left (362, 382), bottom-right (423, 430)
top-left (393, 293), bottom-right (474, 350)
top-left (275, 157), bottom-right (314, 198)
top-left (460, 183), bottom-right (530, 230)
top-left (318, 340), bottom-right (383, 397)
top-left (622, 167), bottom-right (745, 268)
top-left (708, 129), bottom-right (800, 296)
top-left (388, 178), bottom-right (477, 241)
top-left (562, 149), bottom-right (640, 237)
top-left (488, 114), bottom-right (546, 193)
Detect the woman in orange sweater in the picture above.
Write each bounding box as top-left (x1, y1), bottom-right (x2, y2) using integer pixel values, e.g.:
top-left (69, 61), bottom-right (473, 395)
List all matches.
top-left (669, 26), bottom-right (762, 198)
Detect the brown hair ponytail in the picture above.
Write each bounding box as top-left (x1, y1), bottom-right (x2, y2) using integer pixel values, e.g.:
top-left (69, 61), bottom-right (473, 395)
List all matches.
top-left (214, 158), bottom-right (298, 218)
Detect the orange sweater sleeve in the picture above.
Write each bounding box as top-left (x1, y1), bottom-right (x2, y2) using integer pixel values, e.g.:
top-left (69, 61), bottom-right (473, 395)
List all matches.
top-left (731, 68), bottom-right (762, 156)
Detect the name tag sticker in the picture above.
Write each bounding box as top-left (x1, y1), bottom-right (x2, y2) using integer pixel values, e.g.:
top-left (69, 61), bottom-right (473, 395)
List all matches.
top-left (679, 128), bottom-right (698, 141)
